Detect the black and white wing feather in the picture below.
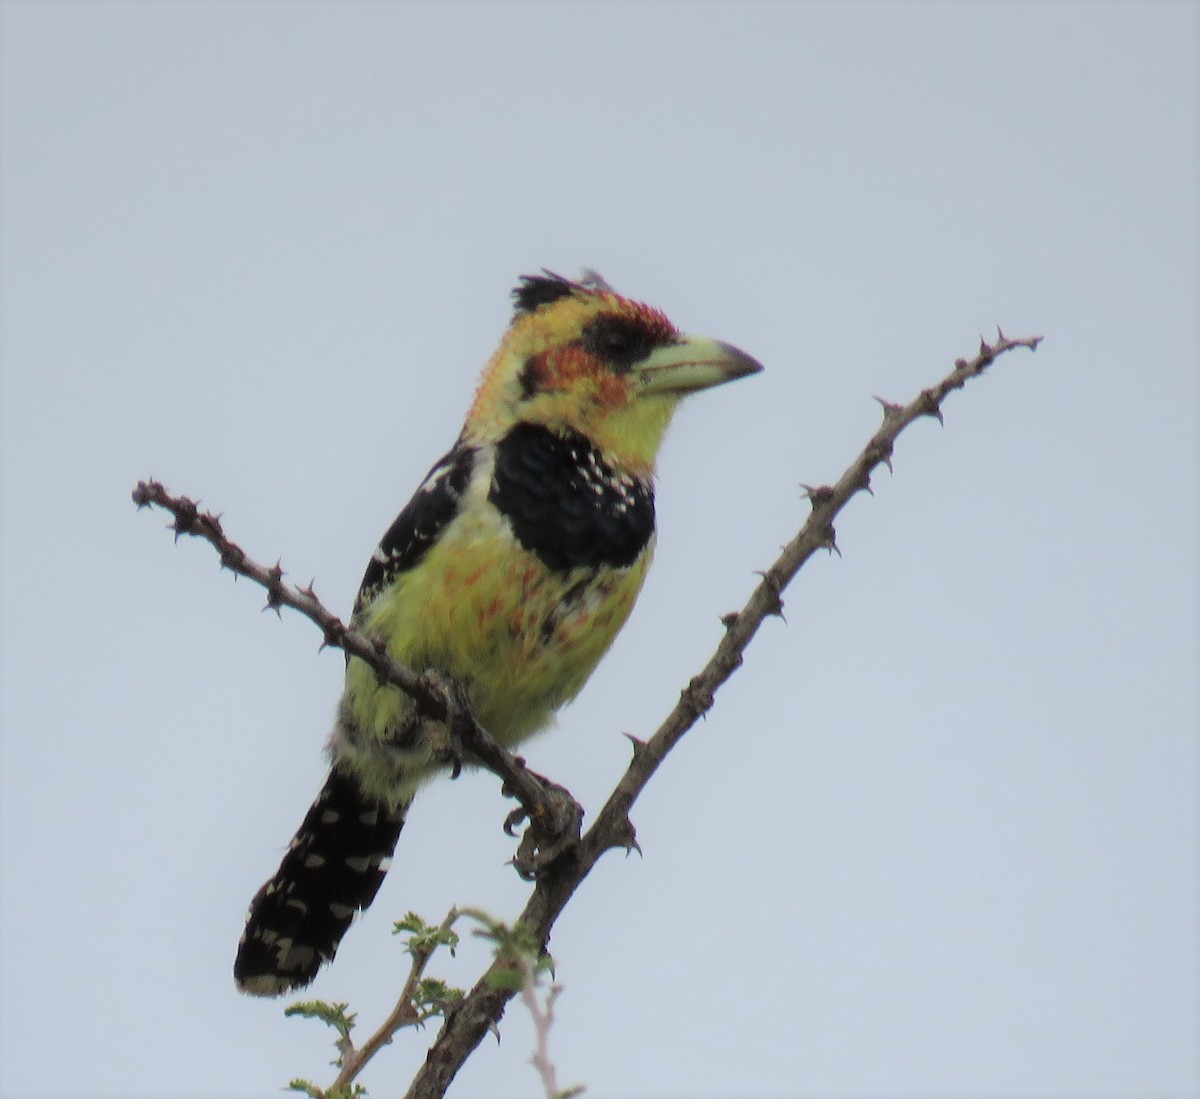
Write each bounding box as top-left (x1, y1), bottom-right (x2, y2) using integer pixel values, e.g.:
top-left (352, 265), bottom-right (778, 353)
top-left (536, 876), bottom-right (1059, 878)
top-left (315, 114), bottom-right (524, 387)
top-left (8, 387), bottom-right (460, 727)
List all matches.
top-left (353, 444), bottom-right (477, 616)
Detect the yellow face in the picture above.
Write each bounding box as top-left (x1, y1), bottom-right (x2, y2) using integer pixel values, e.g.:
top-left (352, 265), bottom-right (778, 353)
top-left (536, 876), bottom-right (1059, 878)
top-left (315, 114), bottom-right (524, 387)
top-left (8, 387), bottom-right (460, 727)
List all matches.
top-left (466, 281), bottom-right (762, 474)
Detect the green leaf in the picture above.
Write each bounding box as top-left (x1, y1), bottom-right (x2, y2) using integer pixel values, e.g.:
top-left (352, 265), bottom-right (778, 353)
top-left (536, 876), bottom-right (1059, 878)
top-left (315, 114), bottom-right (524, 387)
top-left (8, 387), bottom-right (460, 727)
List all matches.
top-left (393, 910), bottom-right (460, 958)
top-left (392, 911), bottom-right (431, 936)
top-left (284, 1000), bottom-right (357, 1042)
top-left (413, 976), bottom-right (464, 1014)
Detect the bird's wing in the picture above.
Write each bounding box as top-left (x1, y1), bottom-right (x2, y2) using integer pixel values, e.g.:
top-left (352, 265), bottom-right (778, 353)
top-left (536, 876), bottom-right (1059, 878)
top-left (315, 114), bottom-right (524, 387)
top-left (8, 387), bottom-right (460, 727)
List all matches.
top-left (352, 442), bottom-right (478, 619)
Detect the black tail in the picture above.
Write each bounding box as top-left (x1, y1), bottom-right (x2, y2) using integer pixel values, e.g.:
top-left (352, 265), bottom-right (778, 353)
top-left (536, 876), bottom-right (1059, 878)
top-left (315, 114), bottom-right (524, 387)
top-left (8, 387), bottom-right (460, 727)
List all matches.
top-left (234, 767), bottom-right (407, 996)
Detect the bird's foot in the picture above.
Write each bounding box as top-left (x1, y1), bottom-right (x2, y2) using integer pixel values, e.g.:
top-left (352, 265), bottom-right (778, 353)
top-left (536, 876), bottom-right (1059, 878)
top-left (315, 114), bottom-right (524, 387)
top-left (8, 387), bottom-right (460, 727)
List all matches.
top-left (504, 773), bottom-right (584, 880)
top-left (422, 672), bottom-right (474, 779)
top-left (420, 670), bottom-right (583, 876)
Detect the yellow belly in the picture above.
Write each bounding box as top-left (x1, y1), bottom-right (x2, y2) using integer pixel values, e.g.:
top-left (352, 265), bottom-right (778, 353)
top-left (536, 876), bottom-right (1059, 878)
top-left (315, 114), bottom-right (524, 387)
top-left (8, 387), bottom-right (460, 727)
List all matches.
top-left (337, 508), bottom-right (652, 803)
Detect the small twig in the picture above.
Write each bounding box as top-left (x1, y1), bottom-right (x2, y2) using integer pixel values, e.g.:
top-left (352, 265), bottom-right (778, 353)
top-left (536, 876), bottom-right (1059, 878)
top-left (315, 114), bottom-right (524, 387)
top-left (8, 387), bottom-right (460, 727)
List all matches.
top-left (326, 909), bottom-right (463, 1096)
top-left (519, 960), bottom-right (582, 1099)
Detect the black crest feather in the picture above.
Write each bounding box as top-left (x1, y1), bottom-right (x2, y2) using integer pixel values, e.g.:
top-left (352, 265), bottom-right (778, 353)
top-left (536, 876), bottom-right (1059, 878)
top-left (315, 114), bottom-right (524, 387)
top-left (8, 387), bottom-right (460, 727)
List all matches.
top-left (512, 272), bottom-right (579, 315)
top-left (511, 269), bottom-right (614, 316)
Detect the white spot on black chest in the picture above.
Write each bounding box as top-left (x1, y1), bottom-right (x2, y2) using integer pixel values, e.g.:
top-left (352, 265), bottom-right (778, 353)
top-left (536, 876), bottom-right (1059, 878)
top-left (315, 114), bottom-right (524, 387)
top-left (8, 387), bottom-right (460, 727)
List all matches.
top-left (489, 423), bottom-right (655, 571)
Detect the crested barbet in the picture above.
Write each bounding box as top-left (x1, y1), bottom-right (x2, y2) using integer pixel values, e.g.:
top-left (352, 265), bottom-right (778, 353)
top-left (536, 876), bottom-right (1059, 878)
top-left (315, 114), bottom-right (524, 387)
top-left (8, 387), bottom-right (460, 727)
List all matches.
top-left (235, 271), bottom-right (762, 995)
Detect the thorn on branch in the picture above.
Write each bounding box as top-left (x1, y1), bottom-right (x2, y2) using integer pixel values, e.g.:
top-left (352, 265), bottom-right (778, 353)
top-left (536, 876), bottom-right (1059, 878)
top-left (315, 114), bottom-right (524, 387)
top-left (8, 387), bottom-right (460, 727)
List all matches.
top-left (622, 731), bottom-right (648, 762)
top-left (801, 483), bottom-right (835, 509)
top-left (872, 395), bottom-right (905, 425)
top-left (864, 438), bottom-right (894, 474)
top-left (605, 815), bottom-right (640, 857)
top-left (320, 620), bottom-right (345, 653)
top-left (754, 570), bottom-right (786, 619)
top-left (823, 524), bottom-right (841, 558)
top-left (170, 497), bottom-right (199, 541)
top-left (259, 563), bottom-right (284, 616)
top-left (915, 389), bottom-right (944, 424)
top-left (218, 544), bottom-right (244, 572)
top-left (681, 675), bottom-right (715, 717)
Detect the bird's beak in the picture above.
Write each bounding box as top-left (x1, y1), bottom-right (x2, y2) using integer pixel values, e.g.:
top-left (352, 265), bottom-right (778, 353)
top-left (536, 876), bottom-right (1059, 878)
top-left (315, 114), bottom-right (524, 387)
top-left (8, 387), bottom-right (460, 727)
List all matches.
top-left (634, 334), bottom-right (764, 396)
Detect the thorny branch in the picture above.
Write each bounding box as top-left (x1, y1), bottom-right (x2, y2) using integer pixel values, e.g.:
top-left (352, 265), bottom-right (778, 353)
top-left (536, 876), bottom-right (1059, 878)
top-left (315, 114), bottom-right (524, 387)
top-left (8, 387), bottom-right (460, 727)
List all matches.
top-left (134, 330), bottom-right (1040, 1098)
top-left (130, 479), bottom-right (582, 864)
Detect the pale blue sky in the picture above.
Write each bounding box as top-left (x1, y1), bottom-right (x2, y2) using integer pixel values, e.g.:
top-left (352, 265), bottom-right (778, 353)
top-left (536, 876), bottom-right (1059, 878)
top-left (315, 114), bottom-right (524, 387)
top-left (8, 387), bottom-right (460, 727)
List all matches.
top-left (1, 2), bottom-right (1196, 1097)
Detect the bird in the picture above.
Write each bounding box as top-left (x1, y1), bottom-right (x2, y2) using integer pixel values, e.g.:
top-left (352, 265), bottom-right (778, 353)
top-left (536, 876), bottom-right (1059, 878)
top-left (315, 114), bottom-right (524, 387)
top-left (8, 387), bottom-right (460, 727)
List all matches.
top-left (234, 270), bottom-right (762, 995)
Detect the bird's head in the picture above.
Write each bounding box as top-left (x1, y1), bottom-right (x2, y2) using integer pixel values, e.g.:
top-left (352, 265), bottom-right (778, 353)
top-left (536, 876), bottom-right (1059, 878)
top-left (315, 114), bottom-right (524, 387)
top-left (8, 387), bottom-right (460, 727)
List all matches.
top-left (465, 271), bottom-right (763, 473)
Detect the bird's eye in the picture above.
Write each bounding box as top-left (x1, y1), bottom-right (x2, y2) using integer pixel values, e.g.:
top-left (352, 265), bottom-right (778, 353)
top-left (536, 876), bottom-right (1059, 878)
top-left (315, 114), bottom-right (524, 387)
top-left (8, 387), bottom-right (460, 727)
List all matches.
top-left (582, 315), bottom-right (657, 370)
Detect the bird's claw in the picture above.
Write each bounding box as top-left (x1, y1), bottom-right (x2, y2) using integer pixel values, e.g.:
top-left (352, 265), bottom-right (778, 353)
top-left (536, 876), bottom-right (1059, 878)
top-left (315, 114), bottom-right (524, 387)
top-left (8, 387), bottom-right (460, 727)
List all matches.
top-left (503, 805), bottom-right (527, 837)
top-left (505, 776), bottom-right (583, 880)
top-left (424, 671), bottom-right (474, 780)
top-left (431, 736), bottom-right (464, 780)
